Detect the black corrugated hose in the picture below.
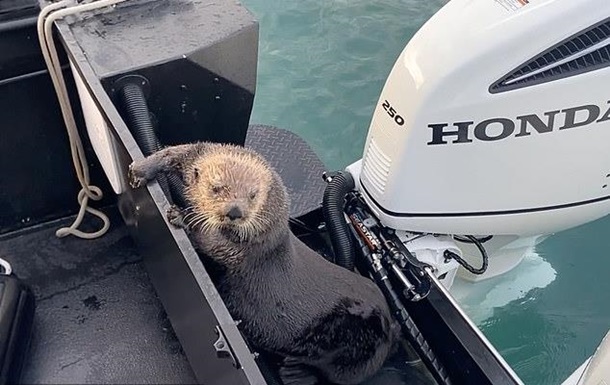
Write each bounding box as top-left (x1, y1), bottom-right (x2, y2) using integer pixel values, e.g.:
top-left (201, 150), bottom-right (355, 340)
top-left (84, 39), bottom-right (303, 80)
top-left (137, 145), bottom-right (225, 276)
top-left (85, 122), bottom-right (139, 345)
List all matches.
top-left (119, 83), bottom-right (162, 153)
top-left (322, 171), bottom-right (356, 270)
top-left (118, 82), bottom-right (185, 206)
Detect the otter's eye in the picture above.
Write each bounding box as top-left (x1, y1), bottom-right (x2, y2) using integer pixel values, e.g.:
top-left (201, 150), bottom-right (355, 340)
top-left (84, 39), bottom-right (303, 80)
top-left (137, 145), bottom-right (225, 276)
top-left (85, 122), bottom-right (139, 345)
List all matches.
top-left (249, 191), bottom-right (257, 200)
top-left (192, 168), bottom-right (199, 181)
top-left (212, 185), bottom-right (222, 194)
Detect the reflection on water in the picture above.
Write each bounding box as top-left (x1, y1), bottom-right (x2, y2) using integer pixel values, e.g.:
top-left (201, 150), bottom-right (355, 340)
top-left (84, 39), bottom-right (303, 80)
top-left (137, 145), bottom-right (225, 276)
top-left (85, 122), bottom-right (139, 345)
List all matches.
top-left (451, 251), bottom-right (557, 325)
top-left (483, 217), bottom-right (610, 384)
top-left (240, 0), bottom-right (610, 383)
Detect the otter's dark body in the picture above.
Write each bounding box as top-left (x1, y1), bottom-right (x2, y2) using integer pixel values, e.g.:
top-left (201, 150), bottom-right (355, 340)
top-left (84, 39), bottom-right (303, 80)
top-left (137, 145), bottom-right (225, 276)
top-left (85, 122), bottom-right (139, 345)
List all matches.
top-left (215, 232), bottom-right (393, 385)
top-left (129, 142), bottom-right (394, 385)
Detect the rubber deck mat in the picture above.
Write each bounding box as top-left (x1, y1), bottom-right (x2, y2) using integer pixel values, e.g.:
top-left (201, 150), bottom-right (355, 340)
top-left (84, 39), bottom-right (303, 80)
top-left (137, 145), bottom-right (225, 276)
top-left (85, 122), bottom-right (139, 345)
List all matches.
top-left (246, 124), bottom-right (329, 219)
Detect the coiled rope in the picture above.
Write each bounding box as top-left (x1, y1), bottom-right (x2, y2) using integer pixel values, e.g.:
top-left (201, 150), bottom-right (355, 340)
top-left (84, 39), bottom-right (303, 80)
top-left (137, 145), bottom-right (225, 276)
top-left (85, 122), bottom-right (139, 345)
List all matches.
top-left (37, 0), bottom-right (128, 239)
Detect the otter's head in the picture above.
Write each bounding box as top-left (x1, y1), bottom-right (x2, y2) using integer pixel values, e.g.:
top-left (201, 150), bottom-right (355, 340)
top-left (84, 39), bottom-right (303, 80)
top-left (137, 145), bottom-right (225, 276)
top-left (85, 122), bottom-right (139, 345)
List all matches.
top-left (183, 147), bottom-right (287, 242)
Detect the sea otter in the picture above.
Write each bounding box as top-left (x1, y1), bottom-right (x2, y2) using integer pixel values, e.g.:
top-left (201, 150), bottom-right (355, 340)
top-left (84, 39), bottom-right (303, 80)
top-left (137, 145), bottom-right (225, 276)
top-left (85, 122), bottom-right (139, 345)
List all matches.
top-left (129, 142), bottom-right (394, 385)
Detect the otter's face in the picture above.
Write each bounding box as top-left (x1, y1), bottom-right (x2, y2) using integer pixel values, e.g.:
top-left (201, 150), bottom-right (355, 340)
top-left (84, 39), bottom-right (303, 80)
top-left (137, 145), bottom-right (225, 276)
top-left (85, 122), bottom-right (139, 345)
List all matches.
top-left (184, 152), bottom-right (273, 241)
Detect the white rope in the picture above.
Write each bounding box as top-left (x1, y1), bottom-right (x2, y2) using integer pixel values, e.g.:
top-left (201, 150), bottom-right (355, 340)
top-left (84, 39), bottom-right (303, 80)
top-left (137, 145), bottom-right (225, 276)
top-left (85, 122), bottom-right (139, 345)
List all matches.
top-left (37, 0), bottom-right (128, 239)
top-left (0, 258), bottom-right (12, 276)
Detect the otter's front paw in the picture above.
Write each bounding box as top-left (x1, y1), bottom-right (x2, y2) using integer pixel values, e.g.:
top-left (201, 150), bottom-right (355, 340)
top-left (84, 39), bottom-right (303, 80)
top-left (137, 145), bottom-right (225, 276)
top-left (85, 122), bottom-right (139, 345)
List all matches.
top-left (128, 161), bottom-right (149, 188)
top-left (167, 205), bottom-right (186, 228)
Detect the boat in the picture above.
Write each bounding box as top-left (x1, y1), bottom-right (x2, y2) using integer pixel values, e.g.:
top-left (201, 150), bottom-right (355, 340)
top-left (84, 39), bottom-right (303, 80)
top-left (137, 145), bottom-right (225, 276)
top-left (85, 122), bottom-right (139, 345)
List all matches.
top-left (0, 0), bottom-right (608, 384)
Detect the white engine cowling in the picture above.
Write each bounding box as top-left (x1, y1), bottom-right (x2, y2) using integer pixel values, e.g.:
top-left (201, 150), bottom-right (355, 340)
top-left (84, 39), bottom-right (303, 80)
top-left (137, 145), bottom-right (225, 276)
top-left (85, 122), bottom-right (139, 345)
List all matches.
top-left (358, 0), bottom-right (610, 236)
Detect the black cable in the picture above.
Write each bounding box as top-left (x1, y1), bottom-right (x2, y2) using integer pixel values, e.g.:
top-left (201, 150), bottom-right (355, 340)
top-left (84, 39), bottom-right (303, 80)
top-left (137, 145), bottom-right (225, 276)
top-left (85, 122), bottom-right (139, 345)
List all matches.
top-left (403, 233), bottom-right (428, 244)
top-left (453, 235), bottom-right (493, 244)
top-left (288, 217), bottom-right (320, 234)
top-left (444, 235), bottom-right (488, 275)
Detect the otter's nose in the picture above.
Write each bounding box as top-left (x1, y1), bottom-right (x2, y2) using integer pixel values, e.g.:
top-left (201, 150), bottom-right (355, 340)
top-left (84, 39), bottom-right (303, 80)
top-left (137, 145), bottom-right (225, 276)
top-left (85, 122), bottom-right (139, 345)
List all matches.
top-left (226, 206), bottom-right (242, 220)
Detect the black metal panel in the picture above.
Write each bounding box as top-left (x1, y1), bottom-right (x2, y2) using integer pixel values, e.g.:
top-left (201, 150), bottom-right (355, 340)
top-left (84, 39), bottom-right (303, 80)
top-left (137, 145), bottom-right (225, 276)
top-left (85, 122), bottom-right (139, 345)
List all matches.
top-left (0, 7), bottom-right (43, 81)
top-left (105, 58), bottom-right (254, 147)
top-left (0, 14), bottom-right (114, 234)
top-left (118, 175), bottom-right (262, 385)
top-left (65, 0), bottom-right (257, 88)
top-left (0, 0), bottom-right (38, 17)
top-left (67, 0), bottom-right (259, 148)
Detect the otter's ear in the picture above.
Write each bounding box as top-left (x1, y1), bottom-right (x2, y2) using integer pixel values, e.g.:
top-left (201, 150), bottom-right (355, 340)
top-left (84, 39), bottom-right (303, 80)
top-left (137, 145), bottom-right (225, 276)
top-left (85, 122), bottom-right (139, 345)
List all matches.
top-left (182, 165), bottom-right (199, 186)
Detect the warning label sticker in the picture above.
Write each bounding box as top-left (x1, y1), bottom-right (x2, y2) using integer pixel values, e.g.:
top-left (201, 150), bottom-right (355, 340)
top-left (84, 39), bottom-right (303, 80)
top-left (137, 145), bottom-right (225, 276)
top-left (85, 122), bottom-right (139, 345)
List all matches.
top-left (495, 0), bottom-right (529, 11)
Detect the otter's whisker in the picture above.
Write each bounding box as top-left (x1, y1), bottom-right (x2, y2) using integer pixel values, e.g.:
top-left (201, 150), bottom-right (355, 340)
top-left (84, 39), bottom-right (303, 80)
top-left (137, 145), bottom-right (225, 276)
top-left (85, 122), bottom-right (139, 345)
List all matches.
top-left (183, 211), bottom-right (201, 222)
top-left (245, 220), bottom-right (256, 240)
top-left (254, 213), bottom-right (272, 229)
top-left (187, 212), bottom-right (211, 229)
top-left (183, 212), bottom-right (204, 227)
top-left (185, 211), bottom-right (205, 223)
top-left (191, 216), bottom-right (211, 230)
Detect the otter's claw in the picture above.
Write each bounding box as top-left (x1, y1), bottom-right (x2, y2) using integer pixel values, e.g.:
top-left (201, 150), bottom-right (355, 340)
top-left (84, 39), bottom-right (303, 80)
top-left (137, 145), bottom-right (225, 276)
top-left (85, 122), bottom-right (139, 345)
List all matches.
top-left (167, 205), bottom-right (186, 228)
top-left (128, 162), bottom-right (145, 189)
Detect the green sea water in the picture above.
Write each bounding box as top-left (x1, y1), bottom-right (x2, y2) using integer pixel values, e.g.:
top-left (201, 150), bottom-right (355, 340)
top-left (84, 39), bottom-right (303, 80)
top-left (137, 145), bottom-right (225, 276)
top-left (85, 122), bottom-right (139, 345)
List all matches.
top-left (238, 0), bottom-right (610, 384)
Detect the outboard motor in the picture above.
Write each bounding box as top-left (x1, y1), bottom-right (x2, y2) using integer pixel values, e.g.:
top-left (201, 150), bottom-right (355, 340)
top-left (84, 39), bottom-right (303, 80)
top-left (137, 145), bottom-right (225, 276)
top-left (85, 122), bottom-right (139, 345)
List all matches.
top-left (342, 0), bottom-right (610, 285)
